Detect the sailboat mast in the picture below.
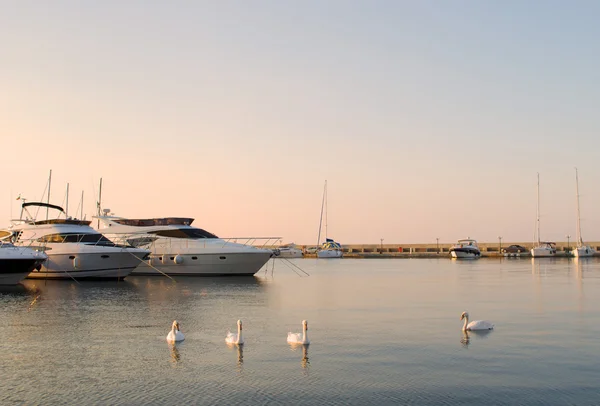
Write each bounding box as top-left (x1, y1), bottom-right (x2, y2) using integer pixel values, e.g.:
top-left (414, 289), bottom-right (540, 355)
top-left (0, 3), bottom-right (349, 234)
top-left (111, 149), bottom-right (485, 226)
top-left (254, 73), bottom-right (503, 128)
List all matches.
top-left (317, 180), bottom-right (326, 246)
top-left (325, 180), bottom-right (328, 240)
top-left (46, 169), bottom-right (52, 221)
top-left (536, 173), bottom-right (540, 245)
top-left (65, 183), bottom-right (69, 218)
top-left (80, 190), bottom-right (84, 220)
top-left (97, 178), bottom-right (103, 229)
top-left (575, 167), bottom-right (582, 246)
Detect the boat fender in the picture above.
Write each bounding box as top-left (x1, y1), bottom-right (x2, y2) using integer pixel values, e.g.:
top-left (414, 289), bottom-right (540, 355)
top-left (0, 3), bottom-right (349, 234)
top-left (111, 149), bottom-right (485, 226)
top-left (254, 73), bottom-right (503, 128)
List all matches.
top-left (174, 255), bottom-right (184, 265)
top-left (73, 257), bottom-right (80, 269)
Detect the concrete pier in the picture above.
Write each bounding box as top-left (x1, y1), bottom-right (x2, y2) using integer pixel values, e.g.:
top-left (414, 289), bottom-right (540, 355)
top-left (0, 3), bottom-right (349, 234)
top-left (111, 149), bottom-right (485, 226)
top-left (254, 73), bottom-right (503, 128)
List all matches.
top-left (270, 241), bottom-right (600, 258)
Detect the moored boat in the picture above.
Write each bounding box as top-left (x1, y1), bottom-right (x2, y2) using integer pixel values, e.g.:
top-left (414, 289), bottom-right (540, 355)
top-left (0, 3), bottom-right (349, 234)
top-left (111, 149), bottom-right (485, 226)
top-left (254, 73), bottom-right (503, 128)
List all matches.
top-left (8, 202), bottom-right (149, 280)
top-left (96, 214), bottom-right (275, 276)
top-left (449, 239), bottom-right (481, 259)
top-left (0, 239), bottom-right (47, 285)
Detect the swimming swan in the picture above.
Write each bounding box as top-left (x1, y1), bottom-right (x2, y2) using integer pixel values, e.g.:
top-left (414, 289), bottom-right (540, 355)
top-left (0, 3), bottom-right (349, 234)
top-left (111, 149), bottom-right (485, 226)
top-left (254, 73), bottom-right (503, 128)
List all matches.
top-left (287, 320), bottom-right (310, 345)
top-left (225, 320), bottom-right (244, 345)
top-left (460, 312), bottom-right (494, 331)
top-left (167, 320), bottom-right (185, 342)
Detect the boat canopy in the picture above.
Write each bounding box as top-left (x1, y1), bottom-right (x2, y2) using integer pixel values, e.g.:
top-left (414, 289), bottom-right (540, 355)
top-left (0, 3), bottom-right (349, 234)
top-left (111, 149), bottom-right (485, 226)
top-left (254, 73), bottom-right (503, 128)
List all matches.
top-left (321, 238), bottom-right (342, 249)
top-left (112, 218), bottom-right (195, 227)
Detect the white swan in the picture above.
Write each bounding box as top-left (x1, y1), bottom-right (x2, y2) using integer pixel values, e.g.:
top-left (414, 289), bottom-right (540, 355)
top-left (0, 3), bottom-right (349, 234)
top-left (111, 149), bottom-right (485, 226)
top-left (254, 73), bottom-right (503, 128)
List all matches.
top-left (460, 311), bottom-right (494, 331)
top-left (166, 320), bottom-right (185, 342)
top-left (287, 320), bottom-right (310, 345)
top-left (225, 319), bottom-right (244, 345)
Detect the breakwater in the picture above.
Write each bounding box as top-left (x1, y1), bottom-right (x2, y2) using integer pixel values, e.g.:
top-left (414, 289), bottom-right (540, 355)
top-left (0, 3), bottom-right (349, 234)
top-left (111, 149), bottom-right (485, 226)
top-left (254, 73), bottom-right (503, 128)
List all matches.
top-left (271, 241), bottom-right (600, 258)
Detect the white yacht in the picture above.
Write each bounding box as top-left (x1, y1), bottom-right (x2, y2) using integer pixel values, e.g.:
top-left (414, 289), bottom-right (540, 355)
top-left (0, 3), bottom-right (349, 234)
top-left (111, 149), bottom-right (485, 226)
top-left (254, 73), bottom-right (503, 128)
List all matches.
top-left (573, 168), bottom-right (596, 257)
top-left (317, 238), bottom-right (344, 258)
top-left (449, 238), bottom-right (481, 259)
top-left (273, 243), bottom-right (304, 258)
top-left (8, 202), bottom-right (150, 280)
top-left (531, 174), bottom-right (556, 258)
top-left (0, 238), bottom-right (47, 285)
top-left (315, 181), bottom-right (343, 259)
top-left (96, 214), bottom-right (275, 276)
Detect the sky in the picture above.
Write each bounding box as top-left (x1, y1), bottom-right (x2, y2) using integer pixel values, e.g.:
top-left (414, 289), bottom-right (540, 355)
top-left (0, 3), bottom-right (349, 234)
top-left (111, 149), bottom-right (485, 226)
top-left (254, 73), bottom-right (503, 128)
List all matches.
top-left (2, 1), bottom-right (600, 245)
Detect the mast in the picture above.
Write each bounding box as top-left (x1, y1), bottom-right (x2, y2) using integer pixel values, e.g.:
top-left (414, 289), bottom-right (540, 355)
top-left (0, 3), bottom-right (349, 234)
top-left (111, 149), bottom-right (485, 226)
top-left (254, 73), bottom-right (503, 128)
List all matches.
top-left (65, 183), bottom-right (69, 218)
top-left (80, 190), bottom-right (84, 220)
top-left (317, 180), bottom-right (326, 246)
top-left (536, 173), bottom-right (540, 245)
top-left (575, 167), bottom-right (582, 246)
top-left (97, 178), bottom-right (103, 228)
top-left (46, 169), bottom-right (52, 221)
top-left (324, 180), bottom-right (328, 240)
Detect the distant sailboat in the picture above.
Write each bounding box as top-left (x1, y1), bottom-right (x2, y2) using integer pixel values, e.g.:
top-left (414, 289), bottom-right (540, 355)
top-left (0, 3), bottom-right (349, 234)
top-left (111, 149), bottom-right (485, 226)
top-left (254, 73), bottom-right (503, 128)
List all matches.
top-left (573, 168), bottom-right (595, 257)
top-left (531, 173), bottom-right (556, 258)
top-left (316, 181), bottom-right (343, 258)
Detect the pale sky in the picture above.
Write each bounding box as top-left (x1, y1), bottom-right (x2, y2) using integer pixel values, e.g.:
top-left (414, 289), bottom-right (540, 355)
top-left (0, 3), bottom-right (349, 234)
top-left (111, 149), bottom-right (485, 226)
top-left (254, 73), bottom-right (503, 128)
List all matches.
top-left (2, 1), bottom-right (600, 244)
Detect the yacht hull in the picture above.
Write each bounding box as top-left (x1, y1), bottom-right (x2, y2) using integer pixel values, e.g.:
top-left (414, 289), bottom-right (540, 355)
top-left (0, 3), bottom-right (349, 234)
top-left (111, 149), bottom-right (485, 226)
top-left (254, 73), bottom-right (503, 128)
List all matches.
top-left (274, 249), bottom-right (304, 259)
top-left (132, 251), bottom-right (272, 276)
top-left (574, 246), bottom-right (596, 257)
top-left (0, 258), bottom-right (46, 285)
top-left (27, 248), bottom-right (148, 280)
top-left (450, 249), bottom-right (481, 259)
top-left (317, 249), bottom-right (343, 258)
top-left (530, 248), bottom-right (556, 258)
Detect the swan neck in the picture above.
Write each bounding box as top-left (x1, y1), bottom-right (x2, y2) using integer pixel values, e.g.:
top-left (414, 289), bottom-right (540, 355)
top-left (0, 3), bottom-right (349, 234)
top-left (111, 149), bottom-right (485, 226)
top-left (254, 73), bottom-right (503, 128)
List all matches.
top-left (237, 324), bottom-right (243, 344)
top-left (302, 327), bottom-right (308, 343)
top-left (462, 315), bottom-right (469, 331)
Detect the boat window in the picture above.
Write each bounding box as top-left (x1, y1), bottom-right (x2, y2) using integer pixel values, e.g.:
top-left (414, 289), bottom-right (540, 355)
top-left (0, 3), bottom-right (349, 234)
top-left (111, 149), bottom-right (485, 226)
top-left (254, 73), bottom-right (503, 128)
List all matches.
top-left (37, 233), bottom-right (116, 246)
top-left (149, 228), bottom-right (218, 239)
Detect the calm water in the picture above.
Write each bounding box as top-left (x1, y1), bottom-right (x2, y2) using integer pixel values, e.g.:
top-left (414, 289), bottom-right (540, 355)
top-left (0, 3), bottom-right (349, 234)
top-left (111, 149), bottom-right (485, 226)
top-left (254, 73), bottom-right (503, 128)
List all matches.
top-left (2, 258), bottom-right (600, 405)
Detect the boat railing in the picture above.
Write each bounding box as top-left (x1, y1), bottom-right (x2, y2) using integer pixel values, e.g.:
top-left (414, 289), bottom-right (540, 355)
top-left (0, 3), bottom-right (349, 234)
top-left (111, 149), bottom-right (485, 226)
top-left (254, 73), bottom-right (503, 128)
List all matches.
top-left (99, 232), bottom-right (282, 251)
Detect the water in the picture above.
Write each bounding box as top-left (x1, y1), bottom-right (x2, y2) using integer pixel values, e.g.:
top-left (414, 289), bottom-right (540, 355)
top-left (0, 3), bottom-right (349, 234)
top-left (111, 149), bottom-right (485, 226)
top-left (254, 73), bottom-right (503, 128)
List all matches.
top-left (1, 258), bottom-right (600, 405)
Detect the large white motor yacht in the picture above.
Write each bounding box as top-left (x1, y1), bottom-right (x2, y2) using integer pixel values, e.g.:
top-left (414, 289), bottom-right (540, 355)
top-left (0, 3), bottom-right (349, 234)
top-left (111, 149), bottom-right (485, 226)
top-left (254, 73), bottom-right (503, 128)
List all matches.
top-left (96, 215), bottom-right (274, 276)
top-left (0, 237), bottom-right (47, 285)
top-left (449, 239), bottom-right (481, 259)
top-left (8, 202), bottom-right (150, 280)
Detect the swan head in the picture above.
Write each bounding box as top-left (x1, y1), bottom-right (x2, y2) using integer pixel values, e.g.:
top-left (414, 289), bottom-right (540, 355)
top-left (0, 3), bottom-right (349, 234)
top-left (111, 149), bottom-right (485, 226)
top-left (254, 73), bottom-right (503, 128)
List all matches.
top-left (237, 320), bottom-right (242, 330)
top-left (172, 320), bottom-right (180, 331)
top-left (302, 320), bottom-right (308, 330)
top-left (460, 312), bottom-right (469, 320)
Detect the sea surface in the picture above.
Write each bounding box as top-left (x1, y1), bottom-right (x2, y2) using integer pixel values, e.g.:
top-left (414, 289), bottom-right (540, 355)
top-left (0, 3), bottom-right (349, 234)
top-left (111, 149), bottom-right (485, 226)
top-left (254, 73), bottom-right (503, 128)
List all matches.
top-left (1, 258), bottom-right (600, 405)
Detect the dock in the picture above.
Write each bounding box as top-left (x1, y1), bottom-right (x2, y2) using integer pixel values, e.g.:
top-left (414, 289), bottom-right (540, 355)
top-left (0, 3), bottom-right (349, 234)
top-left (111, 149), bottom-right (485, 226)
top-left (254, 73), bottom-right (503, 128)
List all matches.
top-left (269, 241), bottom-right (600, 258)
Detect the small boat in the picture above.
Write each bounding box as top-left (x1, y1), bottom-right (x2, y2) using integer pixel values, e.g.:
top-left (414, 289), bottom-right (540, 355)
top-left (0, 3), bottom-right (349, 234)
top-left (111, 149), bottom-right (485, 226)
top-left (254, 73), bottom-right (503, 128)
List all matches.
top-left (315, 181), bottom-right (343, 259)
top-left (573, 168), bottom-right (595, 257)
top-left (317, 238), bottom-right (343, 258)
top-left (449, 239), bottom-right (481, 259)
top-left (531, 173), bottom-right (556, 258)
top-left (0, 239), bottom-right (47, 285)
top-left (273, 243), bottom-right (304, 258)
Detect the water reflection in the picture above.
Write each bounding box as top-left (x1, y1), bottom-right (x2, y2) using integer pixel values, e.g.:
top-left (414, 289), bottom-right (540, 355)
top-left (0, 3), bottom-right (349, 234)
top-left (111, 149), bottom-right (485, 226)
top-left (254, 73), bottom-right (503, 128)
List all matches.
top-left (168, 343), bottom-right (181, 365)
top-left (460, 331), bottom-right (470, 348)
top-left (460, 329), bottom-right (492, 348)
top-left (289, 343), bottom-right (310, 369)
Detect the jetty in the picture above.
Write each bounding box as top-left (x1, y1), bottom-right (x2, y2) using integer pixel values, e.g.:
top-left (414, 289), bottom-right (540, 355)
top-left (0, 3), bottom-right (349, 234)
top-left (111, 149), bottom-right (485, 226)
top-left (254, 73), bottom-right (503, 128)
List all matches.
top-left (268, 241), bottom-right (600, 258)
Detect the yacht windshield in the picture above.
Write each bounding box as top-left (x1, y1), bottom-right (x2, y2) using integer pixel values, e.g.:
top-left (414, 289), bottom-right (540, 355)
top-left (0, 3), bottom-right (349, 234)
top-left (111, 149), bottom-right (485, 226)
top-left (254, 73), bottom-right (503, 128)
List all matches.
top-left (149, 228), bottom-right (218, 239)
top-left (37, 233), bottom-right (117, 246)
